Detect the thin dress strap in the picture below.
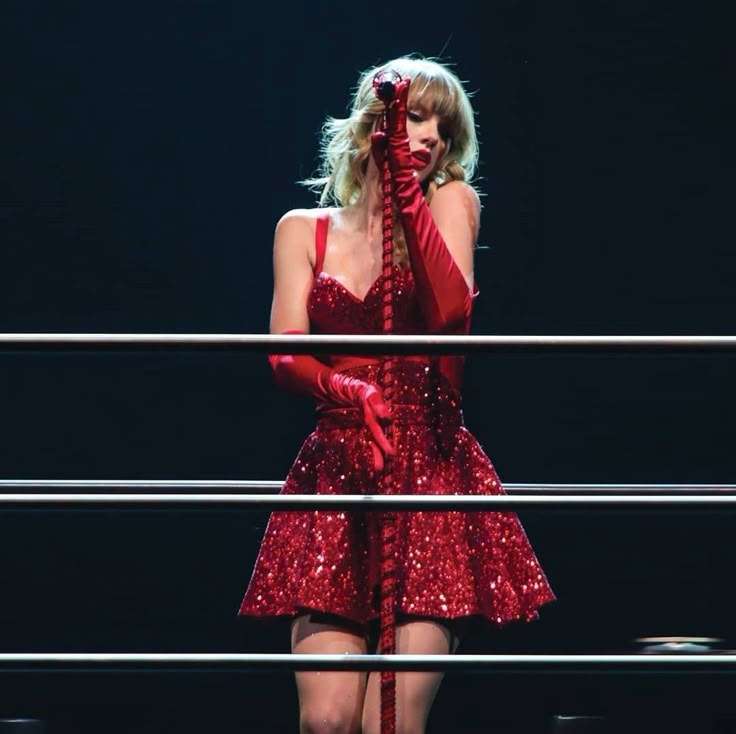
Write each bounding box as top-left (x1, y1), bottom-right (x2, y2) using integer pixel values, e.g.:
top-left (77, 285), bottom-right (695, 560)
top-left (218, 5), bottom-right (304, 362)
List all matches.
top-left (314, 210), bottom-right (330, 275)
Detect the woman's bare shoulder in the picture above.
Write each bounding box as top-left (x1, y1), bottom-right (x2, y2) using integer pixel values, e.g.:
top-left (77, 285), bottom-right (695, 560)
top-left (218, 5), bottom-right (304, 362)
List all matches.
top-left (273, 208), bottom-right (333, 268)
top-left (432, 180), bottom-right (481, 211)
top-left (276, 207), bottom-right (333, 230)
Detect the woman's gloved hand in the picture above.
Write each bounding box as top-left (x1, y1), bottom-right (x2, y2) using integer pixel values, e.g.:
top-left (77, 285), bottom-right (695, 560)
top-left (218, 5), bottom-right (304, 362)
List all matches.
top-left (269, 332), bottom-right (394, 470)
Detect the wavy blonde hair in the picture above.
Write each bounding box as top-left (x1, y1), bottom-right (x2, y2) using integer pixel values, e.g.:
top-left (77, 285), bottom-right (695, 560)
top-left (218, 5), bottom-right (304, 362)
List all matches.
top-left (301, 55), bottom-right (480, 262)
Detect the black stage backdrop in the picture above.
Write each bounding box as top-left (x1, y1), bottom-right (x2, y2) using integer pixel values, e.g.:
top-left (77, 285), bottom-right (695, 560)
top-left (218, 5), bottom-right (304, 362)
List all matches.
top-left (0, 1), bottom-right (734, 732)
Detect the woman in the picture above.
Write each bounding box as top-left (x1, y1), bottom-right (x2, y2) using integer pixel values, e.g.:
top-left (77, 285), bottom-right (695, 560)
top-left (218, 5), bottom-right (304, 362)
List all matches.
top-left (240, 54), bottom-right (555, 734)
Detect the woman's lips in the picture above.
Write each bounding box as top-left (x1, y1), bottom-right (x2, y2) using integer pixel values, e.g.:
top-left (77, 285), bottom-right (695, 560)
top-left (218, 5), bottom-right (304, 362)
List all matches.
top-left (411, 149), bottom-right (432, 169)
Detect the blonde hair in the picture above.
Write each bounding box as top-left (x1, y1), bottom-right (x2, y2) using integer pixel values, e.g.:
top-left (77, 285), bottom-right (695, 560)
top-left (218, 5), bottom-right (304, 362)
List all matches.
top-left (302, 55), bottom-right (480, 260)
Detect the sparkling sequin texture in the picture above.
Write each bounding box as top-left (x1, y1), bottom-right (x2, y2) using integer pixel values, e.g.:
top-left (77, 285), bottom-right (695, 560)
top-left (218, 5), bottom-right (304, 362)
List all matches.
top-left (239, 270), bottom-right (555, 625)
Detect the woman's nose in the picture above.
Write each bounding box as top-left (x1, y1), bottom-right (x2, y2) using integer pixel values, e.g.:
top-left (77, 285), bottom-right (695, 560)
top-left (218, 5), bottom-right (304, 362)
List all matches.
top-left (420, 121), bottom-right (440, 146)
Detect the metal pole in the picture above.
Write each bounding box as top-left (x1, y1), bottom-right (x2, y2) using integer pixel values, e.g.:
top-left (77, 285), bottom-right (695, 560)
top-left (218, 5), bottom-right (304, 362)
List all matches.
top-left (0, 652), bottom-right (735, 672)
top-left (1, 480), bottom-right (734, 494)
top-left (1, 333), bottom-right (735, 355)
top-left (1, 493), bottom-right (736, 509)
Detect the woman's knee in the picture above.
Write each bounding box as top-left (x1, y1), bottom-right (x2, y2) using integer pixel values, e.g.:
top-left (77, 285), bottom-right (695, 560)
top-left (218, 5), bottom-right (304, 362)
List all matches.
top-left (300, 700), bottom-right (361, 734)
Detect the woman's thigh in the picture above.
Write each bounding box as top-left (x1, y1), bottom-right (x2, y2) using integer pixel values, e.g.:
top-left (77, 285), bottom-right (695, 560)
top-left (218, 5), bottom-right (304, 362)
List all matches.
top-left (292, 614), bottom-right (369, 734)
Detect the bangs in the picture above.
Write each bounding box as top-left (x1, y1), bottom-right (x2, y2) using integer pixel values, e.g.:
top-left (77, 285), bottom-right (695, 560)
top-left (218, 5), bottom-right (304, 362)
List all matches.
top-left (407, 70), bottom-right (464, 136)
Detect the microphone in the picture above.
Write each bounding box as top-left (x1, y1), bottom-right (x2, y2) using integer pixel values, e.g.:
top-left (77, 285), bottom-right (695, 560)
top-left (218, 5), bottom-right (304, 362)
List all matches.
top-left (372, 69), bottom-right (402, 103)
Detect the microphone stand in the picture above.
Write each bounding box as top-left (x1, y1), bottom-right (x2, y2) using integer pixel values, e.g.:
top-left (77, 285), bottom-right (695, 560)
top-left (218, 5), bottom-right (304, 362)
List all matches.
top-left (375, 70), bottom-right (399, 734)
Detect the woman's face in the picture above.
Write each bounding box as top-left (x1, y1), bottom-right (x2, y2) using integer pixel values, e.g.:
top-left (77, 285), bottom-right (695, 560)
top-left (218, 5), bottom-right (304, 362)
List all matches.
top-left (406, 100), bottom-right (450, 181)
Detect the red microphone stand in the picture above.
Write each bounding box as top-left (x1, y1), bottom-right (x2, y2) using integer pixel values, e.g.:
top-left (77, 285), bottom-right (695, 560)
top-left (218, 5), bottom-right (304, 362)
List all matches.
top-left (374, 71), bottom-right (399, 734)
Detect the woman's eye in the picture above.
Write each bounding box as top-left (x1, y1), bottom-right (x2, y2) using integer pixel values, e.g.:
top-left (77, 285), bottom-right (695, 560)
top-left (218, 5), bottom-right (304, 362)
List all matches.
top-left (407, 111), bottom-right (423, 123)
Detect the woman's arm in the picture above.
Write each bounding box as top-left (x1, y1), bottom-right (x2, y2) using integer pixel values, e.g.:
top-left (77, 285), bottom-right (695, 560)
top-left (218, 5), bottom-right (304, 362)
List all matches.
top-left (269, 209), bottom-right (314, 335)
top-left (372, 79), bottom-right (480, 332)
top-left (427, 180), bottom-right (480, 293)
top-left (265, 209), bottom-right (393, 469)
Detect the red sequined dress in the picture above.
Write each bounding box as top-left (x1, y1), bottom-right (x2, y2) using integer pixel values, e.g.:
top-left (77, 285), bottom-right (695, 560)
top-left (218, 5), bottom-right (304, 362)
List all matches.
top-left (239, 212), bottom-right (555, 626)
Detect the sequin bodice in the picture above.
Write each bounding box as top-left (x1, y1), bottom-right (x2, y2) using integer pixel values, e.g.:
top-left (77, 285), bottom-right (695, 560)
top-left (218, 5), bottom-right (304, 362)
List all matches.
top-left (307, 266), bottom-right (424, 335)
top-left (307, 266), bottom-right (468, 390)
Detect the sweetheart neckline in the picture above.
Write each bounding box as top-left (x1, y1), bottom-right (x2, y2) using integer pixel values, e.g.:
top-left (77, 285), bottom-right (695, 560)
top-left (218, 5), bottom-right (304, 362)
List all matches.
top-left (314, 267), bottom-right (407, 304)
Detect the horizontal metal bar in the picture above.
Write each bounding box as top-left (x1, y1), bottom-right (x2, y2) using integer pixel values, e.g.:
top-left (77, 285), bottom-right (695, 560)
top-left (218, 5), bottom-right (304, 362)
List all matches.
top-left (0, 480), bottom-right (284, 491)
top-left (1, 333), bottom-right (735, 355)
top-left (0, 653), bottom-right (735, 672)
top-left (1, 481), bottom-right (734, 494)
top-left (1, 494), bottom-right (736, 509)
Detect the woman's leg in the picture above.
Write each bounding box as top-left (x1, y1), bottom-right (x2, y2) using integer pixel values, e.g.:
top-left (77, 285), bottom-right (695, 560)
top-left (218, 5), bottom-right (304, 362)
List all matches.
top-left (292, 614), bottom-right (369, 734)
top-left (361, 619), bottom-right (458, 734)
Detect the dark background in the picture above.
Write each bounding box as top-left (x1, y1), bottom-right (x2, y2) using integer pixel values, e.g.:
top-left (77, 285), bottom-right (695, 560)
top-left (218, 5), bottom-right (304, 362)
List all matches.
top-left (1, 1), bottom-right (734, 732)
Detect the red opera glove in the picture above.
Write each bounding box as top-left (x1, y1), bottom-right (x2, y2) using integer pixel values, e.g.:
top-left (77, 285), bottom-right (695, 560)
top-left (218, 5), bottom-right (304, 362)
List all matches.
top-left (371, 77), bottom-right (473, 332)
top-left (268, 332), bottom-right (394, 471)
